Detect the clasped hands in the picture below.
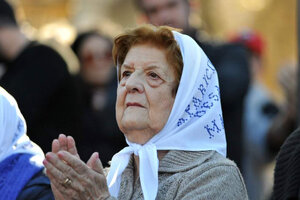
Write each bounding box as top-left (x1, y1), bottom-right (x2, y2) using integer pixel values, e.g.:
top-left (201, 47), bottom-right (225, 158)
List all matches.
top-left (43, 134), bottom-right (111, 200)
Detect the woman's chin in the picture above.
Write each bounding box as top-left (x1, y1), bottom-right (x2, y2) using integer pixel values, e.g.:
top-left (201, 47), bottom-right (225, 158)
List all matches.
top-left (121, 126), bottom-right (155, 145)
top-left (120, 118), bottom-right (147, 130)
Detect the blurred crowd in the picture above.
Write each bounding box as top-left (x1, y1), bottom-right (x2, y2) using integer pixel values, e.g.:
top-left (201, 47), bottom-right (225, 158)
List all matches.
top-left (0, 0), bottom-right (298, 199)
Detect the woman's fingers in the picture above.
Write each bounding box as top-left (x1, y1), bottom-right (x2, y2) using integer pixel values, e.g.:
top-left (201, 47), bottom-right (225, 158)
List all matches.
top-left (44, 154), bottom-right (90, 197)
top-left (57, 151), bottom-right (89, 175)
top-left (46, 166), bottom-right (83, 200)
top-left (94, 156), bottom-right (105, 174)
top-left (45, 151), bottom-right (110, 200)
top-left (52, 139), bottom-right (60, 153)
top-left (87, 152), bottom-right (104, 175)
top-left (67, 136), bottom-right (80, 158)
top-left (52, 134), bottom-right (80, 158)
top-left (85, 153), bottom-right (110, 199)
top-left (86, 152), bottom-right (98, 168)
top-left (58, 134), bottom-right (68, 151)
top-left (47, 170), bottom-right (70, 199)
top-left (49, 182), bottom-right (66, 200)
top-left (45, 153), bottom-right (78, 181)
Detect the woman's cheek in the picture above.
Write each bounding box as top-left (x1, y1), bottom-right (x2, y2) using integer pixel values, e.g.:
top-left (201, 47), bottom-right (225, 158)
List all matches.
top-left (116, 89), bottom-right (124, 105)
top-left (117, 86), bottom-right (128, 112)
top-left (117, 82), bottom-right (126, 95)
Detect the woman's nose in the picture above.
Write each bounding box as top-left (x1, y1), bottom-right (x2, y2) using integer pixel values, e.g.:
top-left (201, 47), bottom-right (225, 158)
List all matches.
top-left (125, 72), bottom-right (144, 93)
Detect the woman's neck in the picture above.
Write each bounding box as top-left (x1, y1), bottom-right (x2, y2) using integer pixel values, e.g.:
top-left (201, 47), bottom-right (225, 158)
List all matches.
top-left (133, 150), bottom-right (169, 182)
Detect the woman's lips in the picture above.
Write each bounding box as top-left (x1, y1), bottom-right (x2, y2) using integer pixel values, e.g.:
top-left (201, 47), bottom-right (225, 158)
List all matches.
top-left (126, 102), bottom-right (144, 108)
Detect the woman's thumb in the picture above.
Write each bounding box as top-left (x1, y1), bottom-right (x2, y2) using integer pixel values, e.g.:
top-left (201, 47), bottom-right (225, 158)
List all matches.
top-left (87, 152), bottom-right (104, 174)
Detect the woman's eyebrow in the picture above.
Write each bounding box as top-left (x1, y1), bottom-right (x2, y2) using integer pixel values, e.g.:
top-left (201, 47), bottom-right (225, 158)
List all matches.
top-left (146, 65), bottom-right (159, 70)
top-left (121, 64), bottom-right (133, 69)
top-left (146, 65), bottom-right (168, 76)
top-left (121, 64), bottom-right (168, 76)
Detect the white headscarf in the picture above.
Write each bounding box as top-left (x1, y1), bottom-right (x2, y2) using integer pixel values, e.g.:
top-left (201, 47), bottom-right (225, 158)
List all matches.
top-left (0, 87), bottom-right (44, 164)
top-left (107, 31), bottom-right (227, 200)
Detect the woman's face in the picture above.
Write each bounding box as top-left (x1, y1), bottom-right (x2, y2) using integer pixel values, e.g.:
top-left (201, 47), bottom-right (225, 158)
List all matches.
top-left (80, 36), bottom-right (113, 86)
top-left (116, 44), bottom-right (176, 144)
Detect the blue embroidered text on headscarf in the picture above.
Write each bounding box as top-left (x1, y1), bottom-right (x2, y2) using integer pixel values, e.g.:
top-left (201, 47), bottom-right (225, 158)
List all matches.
top-left (177, 59), bottom-right (224, 139)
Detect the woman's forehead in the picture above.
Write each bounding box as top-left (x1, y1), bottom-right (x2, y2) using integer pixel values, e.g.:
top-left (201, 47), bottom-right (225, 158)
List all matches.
top-left (124, 45), bottom-right (167, 63)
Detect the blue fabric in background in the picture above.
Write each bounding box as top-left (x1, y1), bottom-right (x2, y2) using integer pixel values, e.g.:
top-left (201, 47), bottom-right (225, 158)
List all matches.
top-left (0, 153), bottom-right (43, 200)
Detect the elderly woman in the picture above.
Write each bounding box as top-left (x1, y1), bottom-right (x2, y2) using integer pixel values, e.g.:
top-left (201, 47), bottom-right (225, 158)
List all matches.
top-left (43, 25), bottom-right (248, 200)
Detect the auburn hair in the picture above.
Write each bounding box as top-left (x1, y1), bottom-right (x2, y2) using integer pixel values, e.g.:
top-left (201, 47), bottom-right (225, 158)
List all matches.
top-left (112, 24), bottom-right (183, 95)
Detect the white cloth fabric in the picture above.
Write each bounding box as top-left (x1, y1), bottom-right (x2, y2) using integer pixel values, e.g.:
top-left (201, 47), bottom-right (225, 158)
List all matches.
top-left (0, 87), bottom-right (44, 164)
top-left (107, 31), bottom-right (227, 200)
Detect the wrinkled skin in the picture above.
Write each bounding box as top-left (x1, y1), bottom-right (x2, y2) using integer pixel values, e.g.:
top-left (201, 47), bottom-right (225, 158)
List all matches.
top-left (116, 44), bottom-right (175, 144)
top-left (43, 134), bottom-right (111, 200)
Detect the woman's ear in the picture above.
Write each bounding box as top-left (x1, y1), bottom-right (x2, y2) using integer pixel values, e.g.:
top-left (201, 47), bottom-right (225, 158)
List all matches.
top-left (171, 82), bottom-right (178, 98)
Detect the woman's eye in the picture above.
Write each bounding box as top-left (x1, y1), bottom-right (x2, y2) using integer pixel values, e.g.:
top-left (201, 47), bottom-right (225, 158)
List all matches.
top-left (122, 71), bottom-right (131, 78)
top-left (148, 72), bottom-right (159, 79)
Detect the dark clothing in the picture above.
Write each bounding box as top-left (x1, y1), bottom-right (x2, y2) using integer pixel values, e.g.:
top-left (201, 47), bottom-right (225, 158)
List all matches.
top-left (0, 42), bottom-right (81, 152)
top-left (76, 74), bottom-right (126, 166)
top-left (185, 28), bottom-right (250, 169)
top-left (272, 127), bottom-right (300, 200)
top-left (17, 170), bottom-right (54, 200)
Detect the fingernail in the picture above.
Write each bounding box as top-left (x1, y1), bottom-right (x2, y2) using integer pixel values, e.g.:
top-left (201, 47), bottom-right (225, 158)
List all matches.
top-left (67, 135), bottom-right (73, 140)
top-left (46, 152), bottom-right (52, 159)
top-left (57, 151), bottom-right (66, 158)
top-left (43, 159), bottom-right (48, 165)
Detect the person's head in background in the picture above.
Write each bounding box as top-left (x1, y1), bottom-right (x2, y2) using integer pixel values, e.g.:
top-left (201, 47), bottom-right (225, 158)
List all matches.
top-left (0, 86), bottom-right (44, 162)
top-left (71, 31), bottom-right (114, 87)
top-left (0, 0), bottom-right (28, 64)
top-left (0, 0), bottom-right (17, 28)
top-left (0, 86), bottom-right (50, 199)
top-left (230, 30), bottom-right (265, 81)
top-left (135, 0), bottom-right (190, 32)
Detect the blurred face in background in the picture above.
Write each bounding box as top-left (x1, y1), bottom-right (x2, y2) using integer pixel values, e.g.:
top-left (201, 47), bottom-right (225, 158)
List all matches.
top-left (140, 0), bottom-right (190, 31)
top-left (79, 35), bottom-right (113, 86)
top-left (0, 28), bottom-right (9, 63)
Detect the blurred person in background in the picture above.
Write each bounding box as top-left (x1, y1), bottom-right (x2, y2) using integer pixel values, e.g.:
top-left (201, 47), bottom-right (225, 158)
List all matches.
top-left (230, 30), bottom-right (279, 200)
top-left (266, 63), bottom-right (298, 155)
top-left (71, 31), bottom-right (126, 166)
top-left (0, 86), bottom-right (54, 200)
top-left (269, 62), bottom-right (298, 200)
top-left (134, 0), bottom-right (250, 170)
top-left (0, 0), bottom-right (81, 153)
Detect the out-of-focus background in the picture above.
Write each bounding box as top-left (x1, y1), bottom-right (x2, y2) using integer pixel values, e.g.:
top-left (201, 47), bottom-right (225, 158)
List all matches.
top-left (9, 0), bottom-right (296, 101)
top-left (2, 0), bottom-right (297, 199)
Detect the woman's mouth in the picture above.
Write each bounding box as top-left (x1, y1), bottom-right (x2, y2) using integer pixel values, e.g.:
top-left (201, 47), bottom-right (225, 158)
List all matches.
top-left (126, 102), bottom-right (144, 108)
